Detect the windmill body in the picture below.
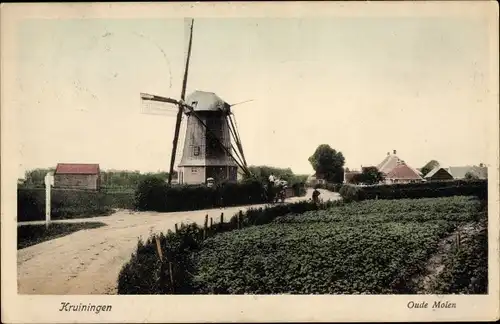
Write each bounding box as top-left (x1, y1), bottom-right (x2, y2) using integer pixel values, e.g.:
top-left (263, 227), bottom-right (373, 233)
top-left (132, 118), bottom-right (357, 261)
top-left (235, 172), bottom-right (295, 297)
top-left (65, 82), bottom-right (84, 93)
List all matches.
top-left (178, 90), bottom-right (238, 185)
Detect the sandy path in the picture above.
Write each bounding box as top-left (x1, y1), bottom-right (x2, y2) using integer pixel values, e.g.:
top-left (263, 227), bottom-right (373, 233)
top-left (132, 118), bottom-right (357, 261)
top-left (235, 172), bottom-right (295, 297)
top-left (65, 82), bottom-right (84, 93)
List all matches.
top-left (18, 189), bottom-right (340, 295)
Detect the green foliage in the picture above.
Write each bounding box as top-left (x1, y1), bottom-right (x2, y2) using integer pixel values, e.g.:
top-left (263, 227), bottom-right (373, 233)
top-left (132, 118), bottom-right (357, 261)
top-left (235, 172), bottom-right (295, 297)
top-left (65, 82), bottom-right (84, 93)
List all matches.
top-left (464, 171), bottom-right (479, 180)
top-left (117, 200), bottom-right (340, 294)
top-left (23, 168), bottom-right (56, 187)
top-left (19, 168), bottom-right (175, 190)
top-left (421, 160), bottom-right (440, 177)
top-left (134, 176), bottom-right (270, 212)
top-left (17, 188), bottom-right (134, 221)
top-left (308, 144), bottom-right (345, 183)
top-left (192, 221), bottom-right (453, 294)
top-left (190, 196), bottom-right (483, 294)
top-left (118, 196), bottom-right (486, 295)
top-left (18, 222), bottom-right (106, 249)
top-left (339, 179), bottom-right (487, 202)
top-left (357, 166), bottom-right (385, 185)
top-left (101, 170), bottom-right (174, 189)
top-left (431, 221), bottom-right (488, 294)
top-left (243, 165), bottom-right (308, 194)
top-left (274, 196), bottom-right (481, 224)
top-left (339, 184), bottom-right (364, 202)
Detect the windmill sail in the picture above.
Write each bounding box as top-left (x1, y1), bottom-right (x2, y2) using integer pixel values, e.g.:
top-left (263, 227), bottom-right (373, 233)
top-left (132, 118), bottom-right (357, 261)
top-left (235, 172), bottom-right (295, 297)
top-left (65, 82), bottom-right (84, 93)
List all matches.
top-left (168, 18), bottom-right (195, 185)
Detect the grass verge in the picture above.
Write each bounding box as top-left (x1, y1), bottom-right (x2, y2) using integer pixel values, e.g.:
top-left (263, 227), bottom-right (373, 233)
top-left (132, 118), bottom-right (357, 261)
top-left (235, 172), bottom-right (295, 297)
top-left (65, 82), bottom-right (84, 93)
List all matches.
top-left (18, 222), bottom-right (107, 249)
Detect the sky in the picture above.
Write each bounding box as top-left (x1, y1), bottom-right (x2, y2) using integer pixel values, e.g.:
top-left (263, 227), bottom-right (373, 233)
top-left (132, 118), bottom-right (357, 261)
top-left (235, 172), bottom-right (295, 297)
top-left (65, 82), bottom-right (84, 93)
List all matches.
top-left (15, 16), bottom-right (494, 177)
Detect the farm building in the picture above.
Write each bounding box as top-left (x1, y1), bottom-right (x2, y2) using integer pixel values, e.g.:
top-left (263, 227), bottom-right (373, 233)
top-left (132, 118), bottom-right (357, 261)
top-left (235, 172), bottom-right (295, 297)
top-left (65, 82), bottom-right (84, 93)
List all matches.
top-left (385, 163), bottom-right (424, 184)
top-left (54, 163), bottom-right (101, 190)
top-left (447, 166), bottom-right (488, 180)
top-left (343, 170), bottom-right (361, 184)
top-left (306, 173), bottom-right (326, 186)
top-left (424, 167), bottom-right (454, 181)
top-left (377, 150), bottom-right (424, 184)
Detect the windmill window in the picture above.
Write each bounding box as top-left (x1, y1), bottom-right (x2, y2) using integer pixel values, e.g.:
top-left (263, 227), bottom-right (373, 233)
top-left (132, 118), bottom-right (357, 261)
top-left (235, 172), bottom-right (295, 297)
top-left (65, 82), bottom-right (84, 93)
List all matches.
top-left (191, 101), bottom-right (198, 108)
top-left (191, 167), bottom-right (198, 173)
top-left (193, 146), bottom-right (200, 156)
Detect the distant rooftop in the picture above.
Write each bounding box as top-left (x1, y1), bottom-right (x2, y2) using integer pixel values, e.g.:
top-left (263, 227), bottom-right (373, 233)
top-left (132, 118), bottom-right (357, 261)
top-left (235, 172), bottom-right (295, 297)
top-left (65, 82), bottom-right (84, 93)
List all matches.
top-left (55, 163), bottom-right (100, 175)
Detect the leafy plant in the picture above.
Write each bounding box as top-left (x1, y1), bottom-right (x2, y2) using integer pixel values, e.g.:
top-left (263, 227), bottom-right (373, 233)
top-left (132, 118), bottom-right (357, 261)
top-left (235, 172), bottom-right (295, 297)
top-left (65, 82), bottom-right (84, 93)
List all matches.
top-left (117, 196), bottom-right (486, 295)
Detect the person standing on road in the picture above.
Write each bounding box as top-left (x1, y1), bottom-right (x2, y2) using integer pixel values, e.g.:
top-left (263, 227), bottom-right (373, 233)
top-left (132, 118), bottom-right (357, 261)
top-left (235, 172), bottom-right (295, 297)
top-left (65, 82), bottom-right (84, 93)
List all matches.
top-left (312, 186), bottom-right (321, 204)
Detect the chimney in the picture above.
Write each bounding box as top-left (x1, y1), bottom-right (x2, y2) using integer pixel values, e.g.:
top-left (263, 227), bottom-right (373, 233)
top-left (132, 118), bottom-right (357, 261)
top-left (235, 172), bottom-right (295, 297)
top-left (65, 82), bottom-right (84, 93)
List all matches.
top-left (393, 150), bottom-right (397, 155)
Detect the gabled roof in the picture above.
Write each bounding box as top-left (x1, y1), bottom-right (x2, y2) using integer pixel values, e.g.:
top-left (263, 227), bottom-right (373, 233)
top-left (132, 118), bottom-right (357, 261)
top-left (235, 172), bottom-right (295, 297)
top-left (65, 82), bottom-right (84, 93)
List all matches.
top-left (424, 167), bottom-right (453, 179)
top-left (447, 166), bottom-right (488, 179)
top-left (386, 164), bottom-right (423, 180)
top-left (55, 163), bottom-right (100, 175)
top-left (377, 155), bottom-right (403, 174)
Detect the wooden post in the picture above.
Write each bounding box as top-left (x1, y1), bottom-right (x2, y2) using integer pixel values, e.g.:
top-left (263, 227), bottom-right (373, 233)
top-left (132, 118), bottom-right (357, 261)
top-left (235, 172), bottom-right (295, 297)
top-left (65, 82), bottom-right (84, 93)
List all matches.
top-left (168, 261), bottom-right (174, 292)
top-left (210, 217), bottom-right (213, 228)
top-left (204, 214), bottom-right (208, 239)
top-left (175, 223), bottom-right (179, 233)
top-left (154, 235), bottom-right (167, 292)
top-left (155, 236), bottom-right (164, 262)
top-left (239, 210), bottom-right (244, 229)
top-left (220, 212), bottom-right (224, 229)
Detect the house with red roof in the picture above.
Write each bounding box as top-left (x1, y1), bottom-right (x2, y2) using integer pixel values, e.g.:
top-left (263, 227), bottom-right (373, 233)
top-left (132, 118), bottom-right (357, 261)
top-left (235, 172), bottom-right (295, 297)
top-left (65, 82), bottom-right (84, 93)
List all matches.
top-left (376, 150), bottom-right (424, 184)
top-left (54, 163), bottom-right (101, 190)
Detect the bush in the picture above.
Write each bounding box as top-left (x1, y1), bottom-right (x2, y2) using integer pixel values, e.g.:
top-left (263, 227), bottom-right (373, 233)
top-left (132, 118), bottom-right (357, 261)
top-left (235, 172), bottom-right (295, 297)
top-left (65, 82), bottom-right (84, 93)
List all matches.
top-left (134, 177), bottom-right (270, 212)
top-left (135, 176), bottom-right (170, 212)
top-left (339, 179), bottom-right (487, 202)
top-left (291, 182), bottom-right (307, 197)
top-left (339, 184), bottom-right (364, 202)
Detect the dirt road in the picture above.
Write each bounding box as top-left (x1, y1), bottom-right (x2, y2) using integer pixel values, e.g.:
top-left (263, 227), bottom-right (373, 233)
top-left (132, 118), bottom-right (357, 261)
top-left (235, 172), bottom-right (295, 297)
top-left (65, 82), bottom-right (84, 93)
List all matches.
top-left (18, 189), bottom-right (340, 295)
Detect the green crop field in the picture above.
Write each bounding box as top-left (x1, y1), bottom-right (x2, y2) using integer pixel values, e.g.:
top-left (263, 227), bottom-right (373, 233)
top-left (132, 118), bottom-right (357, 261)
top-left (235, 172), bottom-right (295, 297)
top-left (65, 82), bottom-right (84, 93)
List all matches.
top-left (189, 196), bottom-right (487, 294)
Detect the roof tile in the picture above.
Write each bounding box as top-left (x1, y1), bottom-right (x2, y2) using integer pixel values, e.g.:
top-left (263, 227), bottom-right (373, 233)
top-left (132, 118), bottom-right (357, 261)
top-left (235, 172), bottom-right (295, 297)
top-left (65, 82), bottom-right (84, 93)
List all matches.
top-left (55, 163), bottom-right (100, 175)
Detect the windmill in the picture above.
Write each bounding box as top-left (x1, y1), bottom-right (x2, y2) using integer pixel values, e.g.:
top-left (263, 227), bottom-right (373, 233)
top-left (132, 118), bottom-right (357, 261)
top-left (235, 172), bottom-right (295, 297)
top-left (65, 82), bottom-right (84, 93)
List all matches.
top-left (140, 18), bottom-right (252, 185)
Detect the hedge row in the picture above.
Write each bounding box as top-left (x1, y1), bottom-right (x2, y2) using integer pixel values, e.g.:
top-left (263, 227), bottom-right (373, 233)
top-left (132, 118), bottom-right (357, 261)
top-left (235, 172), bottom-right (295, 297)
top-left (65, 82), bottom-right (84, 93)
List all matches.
top-left (117, 199), bottom-right (341, 294)
top-left (339, 179), bottom-right (488, 202)
top-left (135, 177), bottom-right (305, 213)
top-left (17, 188), bottom-right (135, 222)
top-left (18, 179), bottom-right (306, 221)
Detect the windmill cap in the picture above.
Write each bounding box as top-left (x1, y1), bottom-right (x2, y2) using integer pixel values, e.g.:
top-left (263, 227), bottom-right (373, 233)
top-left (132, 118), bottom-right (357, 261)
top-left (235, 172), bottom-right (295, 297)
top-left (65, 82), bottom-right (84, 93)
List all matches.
top-left (185, 90), bottom-right (231, 112)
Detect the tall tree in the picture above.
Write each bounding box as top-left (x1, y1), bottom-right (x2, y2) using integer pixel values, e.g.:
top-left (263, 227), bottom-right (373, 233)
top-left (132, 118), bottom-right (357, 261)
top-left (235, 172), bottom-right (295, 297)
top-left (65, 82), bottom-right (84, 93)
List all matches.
top-left (421, 160), bottom-right (440, 177)
top-left (308, 144), bottom-right (345, 183)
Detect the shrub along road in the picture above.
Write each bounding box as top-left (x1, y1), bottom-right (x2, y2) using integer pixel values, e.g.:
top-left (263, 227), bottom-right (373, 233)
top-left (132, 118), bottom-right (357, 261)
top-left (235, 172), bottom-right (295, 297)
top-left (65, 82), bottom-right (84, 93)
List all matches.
top-left (17, 189), bottom-right (340, 295)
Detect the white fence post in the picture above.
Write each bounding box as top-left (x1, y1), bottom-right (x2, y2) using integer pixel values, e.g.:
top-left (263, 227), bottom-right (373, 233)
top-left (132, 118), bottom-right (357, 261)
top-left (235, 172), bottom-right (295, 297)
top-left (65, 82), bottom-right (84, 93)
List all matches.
top-left (44, 172), bottom-right (54, 228)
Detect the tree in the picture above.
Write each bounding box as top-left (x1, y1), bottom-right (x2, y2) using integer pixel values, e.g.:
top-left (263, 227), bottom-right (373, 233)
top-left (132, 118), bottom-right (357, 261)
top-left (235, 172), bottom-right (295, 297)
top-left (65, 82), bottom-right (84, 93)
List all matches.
top-left (465, 171), bottom-right (479, 180)
top-left (420, 160), bottom-right (440, 177)
top-left (24, 168), bottom-right (55, 187)
top-left (308, 144), bottom-right (345, 183)
top-left (359, 166), bottom-right (385, 185)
